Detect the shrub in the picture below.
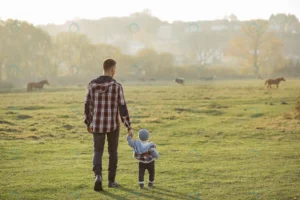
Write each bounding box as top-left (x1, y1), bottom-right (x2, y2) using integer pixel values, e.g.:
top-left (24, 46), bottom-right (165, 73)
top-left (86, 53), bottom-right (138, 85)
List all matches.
top-left (0, 81), bottom-right (14, 89)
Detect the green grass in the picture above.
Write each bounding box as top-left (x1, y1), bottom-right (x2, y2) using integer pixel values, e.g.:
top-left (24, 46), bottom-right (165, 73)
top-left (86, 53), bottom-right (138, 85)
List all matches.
top-left (0, 80), bottom-right (300, 200)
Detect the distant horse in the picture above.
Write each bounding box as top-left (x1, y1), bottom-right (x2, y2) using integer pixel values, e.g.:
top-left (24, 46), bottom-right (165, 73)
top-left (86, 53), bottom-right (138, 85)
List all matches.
top-left (265, 77), bottom-right (285, 88)
top-left (27, 80), bottom-right (49, 92)
top-left (175, 78), bottom-right (184, 85)
top-left (257, 75), bottom-right (263, 80)
top-left (203, 75), bottom-right (216, 81)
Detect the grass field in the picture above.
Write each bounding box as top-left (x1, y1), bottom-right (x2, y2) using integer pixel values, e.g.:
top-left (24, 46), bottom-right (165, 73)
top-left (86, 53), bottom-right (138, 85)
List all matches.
top-left (0, 80), bottom-right (300, 200)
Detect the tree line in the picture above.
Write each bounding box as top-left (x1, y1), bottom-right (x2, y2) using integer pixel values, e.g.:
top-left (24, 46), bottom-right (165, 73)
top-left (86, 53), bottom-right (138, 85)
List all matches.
top-left (0, 13), bottom-right (300, 88)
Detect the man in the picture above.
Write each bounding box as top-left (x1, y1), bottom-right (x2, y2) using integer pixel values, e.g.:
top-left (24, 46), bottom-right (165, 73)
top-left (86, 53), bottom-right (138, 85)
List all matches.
top-left (84, 59), bottom-right (132, 191)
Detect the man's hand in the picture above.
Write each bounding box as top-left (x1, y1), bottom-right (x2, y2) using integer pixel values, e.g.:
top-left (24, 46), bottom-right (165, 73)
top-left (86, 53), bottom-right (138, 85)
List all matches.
top-left (128, 129), bottom-right (133, 137)
top-left (87, 126), bottom-right (92, 134)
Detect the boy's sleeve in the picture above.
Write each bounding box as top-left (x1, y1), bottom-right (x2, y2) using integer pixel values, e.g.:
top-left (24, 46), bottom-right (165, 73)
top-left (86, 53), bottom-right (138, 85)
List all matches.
top-left (149, 146), bottom-right (159, 159)
top-left (127, 135), bottom-right (135, 148)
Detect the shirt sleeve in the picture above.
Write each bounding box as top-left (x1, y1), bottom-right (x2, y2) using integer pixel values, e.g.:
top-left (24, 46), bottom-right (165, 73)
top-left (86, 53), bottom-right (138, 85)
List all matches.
top-left (118, 85), bottom-right (132, 130)
top-left (84, 84), bottom-right (93, 126)
top-left (127, 135), bottom-right (135, 148)
top-left (149, 147), bottom-right (159, 159)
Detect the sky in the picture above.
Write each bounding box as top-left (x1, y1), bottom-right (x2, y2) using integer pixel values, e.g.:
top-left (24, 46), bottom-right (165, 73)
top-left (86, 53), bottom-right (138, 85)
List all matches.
top-left (0, 0), bottom-right (299, 25)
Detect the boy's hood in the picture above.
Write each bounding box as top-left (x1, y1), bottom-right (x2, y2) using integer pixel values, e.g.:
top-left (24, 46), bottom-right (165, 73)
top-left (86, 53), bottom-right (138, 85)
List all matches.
top-left (134, 140), bottom-right (155, 154)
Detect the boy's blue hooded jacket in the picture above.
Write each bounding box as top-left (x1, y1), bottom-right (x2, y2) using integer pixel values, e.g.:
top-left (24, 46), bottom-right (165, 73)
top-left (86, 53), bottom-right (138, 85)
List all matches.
top-left (127, 135), bottom-right (159, 163)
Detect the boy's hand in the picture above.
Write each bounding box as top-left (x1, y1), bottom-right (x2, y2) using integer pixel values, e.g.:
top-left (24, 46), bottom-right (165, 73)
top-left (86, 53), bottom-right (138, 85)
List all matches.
top-left (128, 129), bottom-right (133, 137)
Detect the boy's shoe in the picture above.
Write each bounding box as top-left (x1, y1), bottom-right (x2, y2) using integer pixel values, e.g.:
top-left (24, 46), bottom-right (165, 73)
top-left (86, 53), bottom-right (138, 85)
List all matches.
top-left (94, 175), bottom-right (103, 191)
top-left (108, 181), bottom-right (119, 188)
top-left (139, 184), bottom-right (144, 189)
top-left (148, 182), bottom-right (154, 188)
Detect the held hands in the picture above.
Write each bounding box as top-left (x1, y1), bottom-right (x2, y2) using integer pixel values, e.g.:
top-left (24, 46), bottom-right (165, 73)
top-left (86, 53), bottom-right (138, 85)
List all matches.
top-left (87, 126), bottom-right (92, 134)
top-left (128, 129), bottom-right (133, 138)
top-left (84, 118), bottom-right (92, 134)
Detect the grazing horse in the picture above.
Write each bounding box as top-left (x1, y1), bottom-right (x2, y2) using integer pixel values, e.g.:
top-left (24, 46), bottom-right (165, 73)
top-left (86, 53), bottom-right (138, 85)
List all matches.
top-left (265, 77), bottom-right (285, 88)
top-left (203, 75), bottom-right (216, 81)
top-left (27, 80), bottom-right (49, 92)
top-left (175, 78), bottom-right (184, 85)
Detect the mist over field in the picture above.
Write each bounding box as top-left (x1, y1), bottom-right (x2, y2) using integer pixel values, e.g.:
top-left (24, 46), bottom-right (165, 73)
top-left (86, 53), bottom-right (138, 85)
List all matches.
top-left (0, 1), bottom-right (300, 200)
top-left (1, 4), bottom-right (300, 87)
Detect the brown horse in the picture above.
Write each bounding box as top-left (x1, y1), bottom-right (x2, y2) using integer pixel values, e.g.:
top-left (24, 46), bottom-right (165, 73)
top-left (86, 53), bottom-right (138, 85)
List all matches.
top-left (265, 77), bottom-right (285, 88)
top-left (27, 80), bottom-right (49, 92)
top-left (175, 78), bottom-right (184, 85)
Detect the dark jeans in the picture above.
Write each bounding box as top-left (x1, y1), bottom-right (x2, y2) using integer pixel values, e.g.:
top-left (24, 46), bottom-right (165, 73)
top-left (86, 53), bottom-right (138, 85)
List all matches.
top-left (138, 161), bottom-right (155, 183)
top-left (93, 128), bottom-right (119, 182)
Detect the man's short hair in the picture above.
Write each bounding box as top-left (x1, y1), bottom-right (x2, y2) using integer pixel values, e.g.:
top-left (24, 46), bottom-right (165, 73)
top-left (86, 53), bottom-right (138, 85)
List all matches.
top-left (103, 59), bottom-right (116, 72)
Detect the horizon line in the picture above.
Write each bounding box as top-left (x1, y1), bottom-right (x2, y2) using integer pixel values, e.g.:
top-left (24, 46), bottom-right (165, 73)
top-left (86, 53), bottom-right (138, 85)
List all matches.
top-left (1, 11), bottom-right (299, 26)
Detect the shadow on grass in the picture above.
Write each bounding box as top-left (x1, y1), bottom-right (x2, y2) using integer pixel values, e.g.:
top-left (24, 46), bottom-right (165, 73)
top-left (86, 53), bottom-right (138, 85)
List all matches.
top-left (174, 107), bottom-right (224, 116)
top-left (149, 189), bottom-right (194, 200)
top-left (16, 114), bottom-right (32, 120)
top-left (95, 190), bottom-right (125, 200)
top-left (0, 120), bottom-right (15, 125)
top-left (118, 186), bottom-right (158, 199)
top-left (250, 113), bottom-right (264, 118)
top-left (158, 187), bottom-right (200, 199)
top-left (116, 185), bottom-right (195, 200)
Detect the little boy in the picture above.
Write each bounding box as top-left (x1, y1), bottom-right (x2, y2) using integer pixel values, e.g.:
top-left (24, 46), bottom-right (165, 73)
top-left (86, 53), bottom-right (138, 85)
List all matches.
top-left (127, 129), bottom-right (159, 189)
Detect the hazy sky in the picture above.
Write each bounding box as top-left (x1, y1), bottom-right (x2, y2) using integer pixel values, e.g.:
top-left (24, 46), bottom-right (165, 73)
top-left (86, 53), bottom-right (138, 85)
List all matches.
top-left (1, 0), bottom-right (299, 25)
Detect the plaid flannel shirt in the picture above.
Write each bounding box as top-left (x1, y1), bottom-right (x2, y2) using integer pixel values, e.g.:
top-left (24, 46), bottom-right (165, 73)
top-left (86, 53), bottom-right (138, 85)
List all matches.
top-left (84, 76), bottom-right (131, 133)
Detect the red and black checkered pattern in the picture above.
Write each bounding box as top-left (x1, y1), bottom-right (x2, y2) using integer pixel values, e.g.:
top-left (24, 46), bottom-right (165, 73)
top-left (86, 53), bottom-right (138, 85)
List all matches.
top-left (84, 78), bottom-right (131, 133)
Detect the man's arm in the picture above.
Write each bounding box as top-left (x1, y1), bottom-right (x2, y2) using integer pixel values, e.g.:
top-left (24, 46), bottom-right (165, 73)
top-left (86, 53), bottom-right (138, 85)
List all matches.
top-left (84, 84), bottom-right (93, 127)
top-left (118, 85), bottom-right (132, 130)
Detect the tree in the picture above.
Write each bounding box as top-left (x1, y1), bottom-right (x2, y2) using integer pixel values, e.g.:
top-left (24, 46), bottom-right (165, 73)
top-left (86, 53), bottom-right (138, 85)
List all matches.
top-left (229, 20), bottom-right (284, 78)
top-left (134, 48), bottom-right (158, 77)
top-left (0, 19), bottom-right (52, 81)
top-left (52, 32), bottom-right (122, 77)
top-left (229, 14), bottom-right (238, 22)
top-left (269, 13), bottom-right (300, 32)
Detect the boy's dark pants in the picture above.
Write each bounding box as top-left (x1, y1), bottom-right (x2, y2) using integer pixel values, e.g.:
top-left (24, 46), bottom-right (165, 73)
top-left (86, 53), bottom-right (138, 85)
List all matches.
top-left (139, 161), bottom-right (155, 183)
top-left (93, 128), bottom-right (119, 182)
